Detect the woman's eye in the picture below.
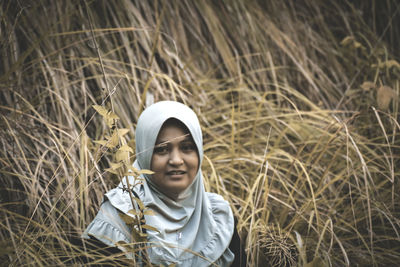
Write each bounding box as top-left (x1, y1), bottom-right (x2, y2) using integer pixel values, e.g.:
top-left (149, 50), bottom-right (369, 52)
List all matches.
top-left (154, 145), bottom-right (168, 154)
top-left (181, 142), bottom-right (196, 152)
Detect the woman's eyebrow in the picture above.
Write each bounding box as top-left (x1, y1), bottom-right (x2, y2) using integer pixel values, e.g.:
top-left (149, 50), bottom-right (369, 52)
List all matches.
top-left (155, 133), bottom-right (191, 145)
top-left (182, 136), bottom-right (195, 142)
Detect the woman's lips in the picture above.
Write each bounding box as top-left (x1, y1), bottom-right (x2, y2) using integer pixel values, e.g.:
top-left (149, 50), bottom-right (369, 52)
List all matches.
top-left (166, 170), bottom-right (186, 178)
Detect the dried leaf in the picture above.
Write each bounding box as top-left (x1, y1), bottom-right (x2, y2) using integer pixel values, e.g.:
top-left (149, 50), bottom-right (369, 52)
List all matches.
top-left (373, 59), bottom-right (400, 70)
top-left (94, 105), bottom-right (119, 120)
top-left (105, 162), bottom-right (123, 174)
top-left (93, 105), bottom-right (119, 128)
top-left (115, 149), bottom-right (129, 162)
top-left (105, 131), bottom-right (119, 148)
top-left (121, 172), bottom-right (145, 182)
top-left (141, 224), bottom-right (160, 233)
top-left (133, 197), bottom-right (145, 211)
top-left (138, 169), bottom-right (154, 175)
top-left (106, 118), bottom-right (117, 128)
top-left (360, 81), bottom-right (375, 91)
top-left (130, 228), bottom-right (147, 242)
top-left (127, 209), bottom-right (139, 216)
top-left (386, 59), bottom-right (400, 69)
top-left (126, 166), bottom-right (141, 176)
top-left (109, 162), bottom-right (123, 170)
top-left (115, 240), bottom-right (136, 253)
top-left (377, 86), bottom-right (396, 110)
top-left (92, 105), bottom-right (109, 117)
top-left (340, 36), bottom-right (365, 50)
top-left (93, 140), bottom-right (107, 146)
top-left (119, 144), bottom-right (133, 152)
top-left (340, 36), bottom-right (353, 46)
top-left (143, 209), bottom-right (155, 216)
top-left (119, 213), bottom-right (135, 225)
top-left (128, 139), bottom-right (135, 150)
top-left (117, 128), bottom-right (130, 137)
top-left (115, 240), bottom-right (128, 246)
top-left (105, 167), bottom-right (119, 175)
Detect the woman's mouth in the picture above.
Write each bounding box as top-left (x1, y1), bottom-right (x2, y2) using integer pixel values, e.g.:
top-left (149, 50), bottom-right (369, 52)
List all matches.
top-left (166, 170), bottom-right (186, 178)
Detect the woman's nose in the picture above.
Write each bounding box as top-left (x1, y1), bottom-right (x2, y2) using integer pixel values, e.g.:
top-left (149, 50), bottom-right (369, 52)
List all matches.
top-left (169, 149), bottom-right (184, 165)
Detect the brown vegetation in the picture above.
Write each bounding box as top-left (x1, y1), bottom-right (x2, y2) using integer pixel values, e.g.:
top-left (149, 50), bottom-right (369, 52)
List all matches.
top-left (1, 0), bottom-right (399, 266)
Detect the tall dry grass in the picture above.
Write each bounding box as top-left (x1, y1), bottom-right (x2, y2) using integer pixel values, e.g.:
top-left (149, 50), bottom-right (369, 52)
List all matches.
top-left (1, 0), bottom-right (399, 266)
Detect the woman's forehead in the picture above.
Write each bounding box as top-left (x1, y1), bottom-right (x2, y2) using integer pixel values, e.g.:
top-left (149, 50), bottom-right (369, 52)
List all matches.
top-left (156, 119), bottom-right (193, 144)
top-left (161, 118), bottom-right (189, 131)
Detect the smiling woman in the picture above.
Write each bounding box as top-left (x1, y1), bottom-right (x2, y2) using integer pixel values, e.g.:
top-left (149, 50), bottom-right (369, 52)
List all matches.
top-left (151, 119), bottom-right (199, 199)
top-left (82, 101), bottom-right (246, 266)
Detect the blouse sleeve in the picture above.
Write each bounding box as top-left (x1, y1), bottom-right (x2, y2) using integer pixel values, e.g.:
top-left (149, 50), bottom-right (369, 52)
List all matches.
top-left (82, 201), bottom-right (132, 254)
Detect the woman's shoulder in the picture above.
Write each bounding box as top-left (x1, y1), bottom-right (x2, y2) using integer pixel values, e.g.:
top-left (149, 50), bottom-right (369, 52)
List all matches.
top-left (205, 192), bottom-right (230, 203)
top-left (82, 200), bottom-right (132, 245)
top-left (205, 193), bottom-right (248, 266)
top-left (205, 192), bottom-right (233, 216)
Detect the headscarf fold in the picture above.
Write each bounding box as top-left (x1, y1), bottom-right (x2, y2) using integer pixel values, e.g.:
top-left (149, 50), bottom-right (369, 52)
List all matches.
top-left (105, 101), bottom-right (234, 266)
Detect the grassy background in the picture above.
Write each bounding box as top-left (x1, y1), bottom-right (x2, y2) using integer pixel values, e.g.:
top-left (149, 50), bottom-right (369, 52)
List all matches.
top-left (1, 0), bottom-right (399, 266)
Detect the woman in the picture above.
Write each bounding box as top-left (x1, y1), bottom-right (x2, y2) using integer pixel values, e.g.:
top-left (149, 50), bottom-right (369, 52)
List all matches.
top-left (82, 101), bottom-right (245, 266)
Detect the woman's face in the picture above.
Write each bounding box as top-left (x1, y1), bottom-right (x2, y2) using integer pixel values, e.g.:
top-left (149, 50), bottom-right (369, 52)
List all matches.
top-left (150, 120), bottom-right (199, 198)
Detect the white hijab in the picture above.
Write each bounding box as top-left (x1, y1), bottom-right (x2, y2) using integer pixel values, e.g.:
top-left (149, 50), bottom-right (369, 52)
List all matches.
top-left (105, 101), bottom-right (234, 266)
